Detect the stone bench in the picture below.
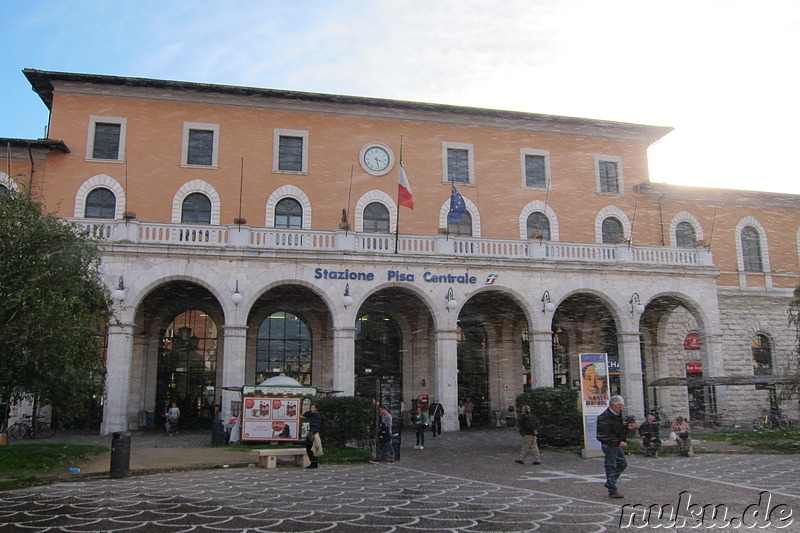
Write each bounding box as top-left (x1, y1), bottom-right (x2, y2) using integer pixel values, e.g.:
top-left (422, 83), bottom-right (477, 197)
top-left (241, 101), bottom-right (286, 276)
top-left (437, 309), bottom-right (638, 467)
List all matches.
top-left (251, 448), bottom-right (310, 469)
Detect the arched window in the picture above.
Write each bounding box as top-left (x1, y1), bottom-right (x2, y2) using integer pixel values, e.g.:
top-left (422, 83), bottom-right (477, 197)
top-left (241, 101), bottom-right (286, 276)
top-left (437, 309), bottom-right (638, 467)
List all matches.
top-left (526, 212), bottom-right (551, 240)
top-left (84, 187), bottom-right (116, 219)
top-left (181, 193), bottom-right (212, 224)
top-left (256, 312), bottom-right (312, 385)
top-left (275, 198), bottom-right (302, 229)
top-left (751, 334), bottom-right (772, 375)
top-left (448, 211), bottom-right (473, 237)
top-left (675, 221), bottom-right (697, 248)
top-left (601, 217), bottom-right (624, 243)
top-left (741, 226), bottom-right (764, 272)
top-left (363, 202), bottom-right (390, 233)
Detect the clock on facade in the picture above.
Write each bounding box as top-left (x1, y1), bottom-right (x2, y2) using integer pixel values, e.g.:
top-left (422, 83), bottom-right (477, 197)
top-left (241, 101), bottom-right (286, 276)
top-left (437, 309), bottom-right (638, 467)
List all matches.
top-left (359, 143), bottom-right (394, 176)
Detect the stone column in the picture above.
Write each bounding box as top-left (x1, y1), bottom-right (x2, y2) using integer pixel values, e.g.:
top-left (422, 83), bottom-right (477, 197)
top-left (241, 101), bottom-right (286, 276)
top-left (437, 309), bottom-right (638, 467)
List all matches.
top-left (618, 331), bottom-right (645, 418)
top-left (101, 321), bottom-right (135, 435)
top-left (530, 330), bottom-right (555, 388)
top-left (221, 324), bottom-right (248, 422)
top-left (332, 326), bottom-right (355, 396)
top-left (434, 327), bottom-right (459, 431)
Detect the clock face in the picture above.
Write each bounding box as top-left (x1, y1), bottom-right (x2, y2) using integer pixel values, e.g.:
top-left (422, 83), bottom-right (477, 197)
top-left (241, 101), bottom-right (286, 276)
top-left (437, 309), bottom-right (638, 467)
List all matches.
top-left (360, 143), bottom-right (394, 175)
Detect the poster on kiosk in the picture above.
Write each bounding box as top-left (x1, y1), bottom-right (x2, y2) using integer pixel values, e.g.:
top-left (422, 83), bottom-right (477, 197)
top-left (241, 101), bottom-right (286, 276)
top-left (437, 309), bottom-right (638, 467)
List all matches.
top-left (240, 379), bottom-right (316, 442)
top-left (579, 353), bottom-right (609, 455)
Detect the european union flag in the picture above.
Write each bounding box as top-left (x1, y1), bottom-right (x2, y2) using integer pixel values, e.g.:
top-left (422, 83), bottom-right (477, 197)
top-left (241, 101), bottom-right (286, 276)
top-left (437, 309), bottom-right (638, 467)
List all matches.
top-left (449, 185), bottom-right (467, 222)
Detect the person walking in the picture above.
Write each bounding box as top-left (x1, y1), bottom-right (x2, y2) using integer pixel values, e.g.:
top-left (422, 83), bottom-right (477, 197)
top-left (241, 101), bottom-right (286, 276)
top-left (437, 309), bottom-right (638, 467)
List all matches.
top-left (370, 405), bottom-right (395, 464)
top-left (411, 406), bottom-right (427, 450)
top-left (165, 402), bottom-right (180, 436)
top-left (515, 405), bottom-right (541, 465)
top-left (596, 395), bottom-right (629, 499)
top-left (464, 397), bottom-right (475, 429)
top-left (302, 404), bottom-right (324, 469)
top-left (428, 399), bottom-right (444, 439)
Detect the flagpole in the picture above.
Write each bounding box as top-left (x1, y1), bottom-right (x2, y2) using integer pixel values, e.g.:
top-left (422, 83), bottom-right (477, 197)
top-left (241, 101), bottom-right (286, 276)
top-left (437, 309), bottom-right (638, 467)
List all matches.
top-left (395, 136), bottom-right (403, 254)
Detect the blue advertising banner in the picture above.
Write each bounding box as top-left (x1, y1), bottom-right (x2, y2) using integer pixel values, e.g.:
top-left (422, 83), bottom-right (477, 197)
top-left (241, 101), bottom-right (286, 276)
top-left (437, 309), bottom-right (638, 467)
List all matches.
top-left (580, 353), bottom-right (609, 453)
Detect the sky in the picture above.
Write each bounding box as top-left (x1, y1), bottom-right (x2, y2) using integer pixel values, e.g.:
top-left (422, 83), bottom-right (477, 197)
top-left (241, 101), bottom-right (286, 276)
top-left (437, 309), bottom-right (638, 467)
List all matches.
top-left (3, 0), bottom-right (799, 194)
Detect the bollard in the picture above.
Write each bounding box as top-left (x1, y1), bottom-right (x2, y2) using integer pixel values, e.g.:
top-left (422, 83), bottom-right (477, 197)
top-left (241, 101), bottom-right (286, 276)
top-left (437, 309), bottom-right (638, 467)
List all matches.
top-left (110, 431), bottom-right (131, 479)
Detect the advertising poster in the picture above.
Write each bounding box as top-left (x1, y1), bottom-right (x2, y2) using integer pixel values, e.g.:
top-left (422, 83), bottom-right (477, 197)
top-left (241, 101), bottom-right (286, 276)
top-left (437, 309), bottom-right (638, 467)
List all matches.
top-left (240, 385), bottom-right (316, 442)
top-left (580, 353), bottom-right (609, 453)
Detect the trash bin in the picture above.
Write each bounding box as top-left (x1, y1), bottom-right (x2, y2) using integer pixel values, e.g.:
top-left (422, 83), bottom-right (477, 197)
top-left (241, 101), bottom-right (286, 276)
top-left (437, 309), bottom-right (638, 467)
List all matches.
top-left (110, 431), bottom-right (131, 479)
top-left (145, 411), bottom-right (155, 429)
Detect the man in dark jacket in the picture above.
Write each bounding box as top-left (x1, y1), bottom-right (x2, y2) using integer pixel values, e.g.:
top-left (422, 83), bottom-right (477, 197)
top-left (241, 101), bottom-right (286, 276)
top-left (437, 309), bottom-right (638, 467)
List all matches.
top-left (302, 404), bottom-right (323, 469)
top-left (515, 405), bottom-right (541, 465)
top-left (596, 395), bottom-right (628, 498)
top-left (638, 414), bottom-right (661, 457)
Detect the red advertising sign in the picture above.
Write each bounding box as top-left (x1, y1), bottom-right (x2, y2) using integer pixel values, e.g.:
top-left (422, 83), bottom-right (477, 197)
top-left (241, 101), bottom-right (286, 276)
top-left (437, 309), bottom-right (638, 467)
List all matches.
top-left (684, 332), bottom-right (702, 350)
top-left (686, 362), bottom-right (703, 374)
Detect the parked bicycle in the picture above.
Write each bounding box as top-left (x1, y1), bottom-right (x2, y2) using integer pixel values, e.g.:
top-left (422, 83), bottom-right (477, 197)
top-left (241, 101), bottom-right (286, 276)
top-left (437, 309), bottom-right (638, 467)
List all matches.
top-left (700, 410), bottom-right (737, 429)
top-left (7, 414), bottom-right (56, 440)
top-left (648, 407), bottom-right (670, 429)
top-left (753, 409), bottom-right (793, 430)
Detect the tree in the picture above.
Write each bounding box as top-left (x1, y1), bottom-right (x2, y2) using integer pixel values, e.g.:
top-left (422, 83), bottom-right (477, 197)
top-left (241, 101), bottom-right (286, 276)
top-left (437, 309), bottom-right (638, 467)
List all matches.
top-left (787, 283), bottom-right (800, 398)
top-left (0, 188), bottom-right (110, 428)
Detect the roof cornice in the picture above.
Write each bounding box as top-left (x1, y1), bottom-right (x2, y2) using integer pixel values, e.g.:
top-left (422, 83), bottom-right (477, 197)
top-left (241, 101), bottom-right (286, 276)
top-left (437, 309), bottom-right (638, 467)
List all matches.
top-left (23, 69), bottom-right (673, 145)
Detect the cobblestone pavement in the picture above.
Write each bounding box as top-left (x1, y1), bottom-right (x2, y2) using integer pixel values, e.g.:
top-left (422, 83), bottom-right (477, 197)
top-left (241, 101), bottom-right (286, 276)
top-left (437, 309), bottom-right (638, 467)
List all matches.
top-left (1, 428), bottom-right (799, 531)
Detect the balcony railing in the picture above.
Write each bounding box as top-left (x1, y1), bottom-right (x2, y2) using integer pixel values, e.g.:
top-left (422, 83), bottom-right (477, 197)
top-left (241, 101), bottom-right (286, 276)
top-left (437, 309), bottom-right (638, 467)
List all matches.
top-left (73, 219), bottom-right (714, 267)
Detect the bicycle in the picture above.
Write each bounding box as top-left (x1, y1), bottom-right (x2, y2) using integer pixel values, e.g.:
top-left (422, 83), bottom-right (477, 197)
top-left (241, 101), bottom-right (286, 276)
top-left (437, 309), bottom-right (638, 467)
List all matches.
top-left (752, 409), bottom-right (793, 430)
top-left (648, 407), bottom-right (670, 429)
top-left (700, 410), bottom-right (736, 429)
top-left (7, 414), bottom-right (56, 440)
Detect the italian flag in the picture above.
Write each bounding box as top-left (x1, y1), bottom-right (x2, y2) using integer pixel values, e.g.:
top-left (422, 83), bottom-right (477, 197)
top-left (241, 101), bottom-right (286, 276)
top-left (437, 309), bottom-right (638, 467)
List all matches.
top-left (398, 164), bottom-right (414, 210)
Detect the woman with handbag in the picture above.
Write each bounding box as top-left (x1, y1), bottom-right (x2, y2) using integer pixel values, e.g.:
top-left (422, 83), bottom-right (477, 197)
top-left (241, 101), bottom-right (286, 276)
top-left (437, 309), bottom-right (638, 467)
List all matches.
top-left (412, 406), bottom-right (428, 450)
top-left (670, 416), bottom-right (692, 456)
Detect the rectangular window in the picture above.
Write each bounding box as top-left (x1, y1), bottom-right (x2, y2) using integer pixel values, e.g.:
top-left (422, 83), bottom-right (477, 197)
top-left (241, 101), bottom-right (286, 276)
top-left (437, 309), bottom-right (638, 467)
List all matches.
top-left (442, 142), bottom-right (474, 184)
top-left (520, 149), bottom-right (551, 189)
top-left (447, 148), bottom-right (469, 183)
top-left (525, 155), bottom-right (546, 188)
top-left (273, 129), bottom-right (309, 174)
top-left (595, 155), bottom-right (623, 194)
top-left (93, 123), bottom-right (121, 159)
top-left (86, 116), bottom-right (127, 162)
top-left (182, 122), bottom-right (220, 168)
top-left (187, 129), bottom-right (214, 166)
top-left (278, 136), bottom-right (304, 171)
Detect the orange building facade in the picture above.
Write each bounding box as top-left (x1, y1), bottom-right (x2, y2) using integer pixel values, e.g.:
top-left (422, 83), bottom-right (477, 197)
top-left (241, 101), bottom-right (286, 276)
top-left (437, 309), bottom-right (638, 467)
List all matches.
top-left (3, 69), bottom-right (799, 434)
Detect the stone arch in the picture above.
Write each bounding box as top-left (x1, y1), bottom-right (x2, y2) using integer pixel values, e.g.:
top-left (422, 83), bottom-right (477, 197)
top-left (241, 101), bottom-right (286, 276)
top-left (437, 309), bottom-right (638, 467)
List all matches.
top-left (668, 211), bottom-right (705, 247)
top-left (438, 194), bottom-right (482, 237)
top-left (734, 216), bottom-right (771, 273)
top-left (518, 200), bottom-right (559, 241)
top-left (0, 171), bottom-right (19, 192)
top-left (171, 179), bottom-right (221, 225)
top-left (354, 190), bottom-right (397, 232)
top-left (74, 174), bottom-right (126, 219)
top-left (265, 184), bottom-right (312, 229)
top-left (594, 205), bottom-right (631, 244)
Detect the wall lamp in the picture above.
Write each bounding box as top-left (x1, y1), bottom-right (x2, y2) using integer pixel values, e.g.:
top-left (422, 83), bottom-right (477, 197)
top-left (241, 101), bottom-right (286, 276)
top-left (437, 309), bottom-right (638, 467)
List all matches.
top-left (445, 287), bottom-right (458, 311)
top-left (630, 292), bottom-right (645, 317)
top-left (231, 280), bottom-right (243, 306)
top-left (343, 283), bottom-right (354, 308)
top-left (111, 276), bottom-right (126, 302)
top-left (541, 290), bottom-right (555, 313)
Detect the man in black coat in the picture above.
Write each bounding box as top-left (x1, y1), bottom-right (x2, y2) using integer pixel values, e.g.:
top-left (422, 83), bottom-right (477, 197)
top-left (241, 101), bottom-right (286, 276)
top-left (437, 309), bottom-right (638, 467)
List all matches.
top-left (596, 395), bottom-right (629, 498)
top-left (638, 414), bottom-right (662, 457)
top-left (515, 405), bottom-right (541, 465)
top-left (302, 404), bottom-right (323, 469)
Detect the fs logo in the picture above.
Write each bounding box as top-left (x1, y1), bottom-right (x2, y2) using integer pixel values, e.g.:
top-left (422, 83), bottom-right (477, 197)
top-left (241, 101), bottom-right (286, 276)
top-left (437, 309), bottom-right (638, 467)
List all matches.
top-left (485, 274), bottom-right (499, 285)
